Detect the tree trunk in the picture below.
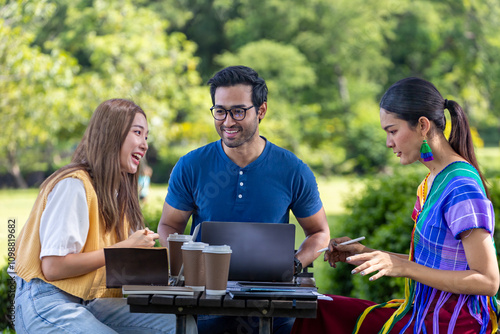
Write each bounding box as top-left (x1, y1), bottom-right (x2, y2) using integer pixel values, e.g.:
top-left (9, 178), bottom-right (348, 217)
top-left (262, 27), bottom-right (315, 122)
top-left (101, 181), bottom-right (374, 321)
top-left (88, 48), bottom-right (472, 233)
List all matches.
top-left (7, 148), bottom-right (28, 188)
top-left (335, 64), bottom-right (350, 106)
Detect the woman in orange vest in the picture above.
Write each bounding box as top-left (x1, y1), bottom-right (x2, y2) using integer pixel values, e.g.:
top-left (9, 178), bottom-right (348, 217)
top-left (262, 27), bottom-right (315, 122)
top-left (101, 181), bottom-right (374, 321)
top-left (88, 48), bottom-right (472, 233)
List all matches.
top-left (14, 99), bottom-right (185, 333)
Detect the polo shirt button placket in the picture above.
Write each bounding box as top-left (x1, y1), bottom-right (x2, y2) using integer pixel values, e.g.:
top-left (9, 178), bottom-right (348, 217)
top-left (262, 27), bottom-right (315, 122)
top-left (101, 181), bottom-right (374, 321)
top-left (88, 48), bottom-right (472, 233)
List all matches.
top-left (237, 170), bottom-right (246, 201)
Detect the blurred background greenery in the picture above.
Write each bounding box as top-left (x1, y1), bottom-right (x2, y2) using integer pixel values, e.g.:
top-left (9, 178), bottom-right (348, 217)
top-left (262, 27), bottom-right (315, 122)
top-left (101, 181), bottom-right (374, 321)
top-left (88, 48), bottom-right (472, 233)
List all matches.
top-left (1, 0), bottom-right (499, 187)
top-left (1, 0), bottom-right (500, 331)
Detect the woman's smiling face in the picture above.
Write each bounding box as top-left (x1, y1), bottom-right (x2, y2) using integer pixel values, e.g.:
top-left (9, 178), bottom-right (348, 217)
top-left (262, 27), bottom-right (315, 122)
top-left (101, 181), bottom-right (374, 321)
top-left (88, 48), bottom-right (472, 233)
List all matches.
top-left (380, 108), bottom-right (423, 165)
top-left (120, 113), bottom-right (148, 174)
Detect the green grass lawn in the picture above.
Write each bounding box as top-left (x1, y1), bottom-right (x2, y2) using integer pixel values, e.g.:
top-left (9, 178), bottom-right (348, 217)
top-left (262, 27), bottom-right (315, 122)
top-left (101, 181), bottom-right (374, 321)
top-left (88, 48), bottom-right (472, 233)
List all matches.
top-left (0, 188), bottom-right (39, 266)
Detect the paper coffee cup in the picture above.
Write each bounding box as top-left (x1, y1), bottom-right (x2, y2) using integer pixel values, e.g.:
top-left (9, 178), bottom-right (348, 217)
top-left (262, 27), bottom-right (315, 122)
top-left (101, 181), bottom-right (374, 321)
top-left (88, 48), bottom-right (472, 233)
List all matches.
top-left (167, 233), bottom-right (192, 277)
top-left (182, 241), bottom-right (208, 291)
top-left (203, 245), bottom-right (232, 296)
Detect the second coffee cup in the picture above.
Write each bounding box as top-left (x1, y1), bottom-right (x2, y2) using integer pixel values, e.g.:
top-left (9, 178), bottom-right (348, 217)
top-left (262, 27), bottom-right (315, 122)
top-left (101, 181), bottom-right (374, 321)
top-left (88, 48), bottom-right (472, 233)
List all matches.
top-left (181, 241), bottom-right (208, 291)
top-left (167, 233), bottom-right (192, 278)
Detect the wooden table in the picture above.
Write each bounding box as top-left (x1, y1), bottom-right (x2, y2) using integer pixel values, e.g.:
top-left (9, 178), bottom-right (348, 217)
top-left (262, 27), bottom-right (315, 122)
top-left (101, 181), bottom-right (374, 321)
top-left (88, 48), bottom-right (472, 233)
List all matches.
top-left (127, 278), bottom-right (318, 334)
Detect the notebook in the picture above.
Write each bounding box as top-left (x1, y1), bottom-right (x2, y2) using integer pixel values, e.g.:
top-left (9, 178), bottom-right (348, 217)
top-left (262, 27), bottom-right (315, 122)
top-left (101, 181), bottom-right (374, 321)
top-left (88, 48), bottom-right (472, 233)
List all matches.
top-left (104, 247), bottom-right (169, 288)
top-left (200, 221), bottom-right (296, 282)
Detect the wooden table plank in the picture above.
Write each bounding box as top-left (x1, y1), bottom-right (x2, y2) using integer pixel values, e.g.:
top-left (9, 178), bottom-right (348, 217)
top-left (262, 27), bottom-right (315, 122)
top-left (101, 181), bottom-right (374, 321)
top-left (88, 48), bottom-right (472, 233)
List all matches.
top-left (223, 294), bottom-right (246, 308)
top-left (151, 294), bottom-right (175, 306)
top-left (198, 292), bottom-right (223, 307)
top-left (293, 300), bottom-right (317, 310)
top-left (127, 294), bottom-right (151, 306)
top-left (247, 299), bottom-right (269, 309)
top-left (174, 292), bottom-right (202, 306)
top-left (270, 299), bottom-right (293, 310)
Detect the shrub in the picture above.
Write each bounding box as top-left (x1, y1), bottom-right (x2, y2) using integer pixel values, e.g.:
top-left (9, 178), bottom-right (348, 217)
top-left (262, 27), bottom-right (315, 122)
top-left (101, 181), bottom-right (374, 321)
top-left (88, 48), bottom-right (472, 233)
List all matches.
top-left (142, 203), bottom-right (163, 232)
top-left (343, 123), bottom-right (391, 174)
top-left (0, 262), bottom-right (15, 332)
top-left (141, 202), bottom-right (192, 237)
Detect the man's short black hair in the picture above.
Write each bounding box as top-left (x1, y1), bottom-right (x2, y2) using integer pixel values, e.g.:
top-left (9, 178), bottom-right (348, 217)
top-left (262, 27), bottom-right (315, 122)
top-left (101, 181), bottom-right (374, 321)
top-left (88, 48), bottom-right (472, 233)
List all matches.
top-left (207, 65), bottom-right (268, 109)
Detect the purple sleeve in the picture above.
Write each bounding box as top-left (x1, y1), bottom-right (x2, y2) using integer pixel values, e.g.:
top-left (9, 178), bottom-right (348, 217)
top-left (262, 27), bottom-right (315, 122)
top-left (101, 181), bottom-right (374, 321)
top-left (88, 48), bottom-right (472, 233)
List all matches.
top-left (443, 178), bottom-right (494, 238)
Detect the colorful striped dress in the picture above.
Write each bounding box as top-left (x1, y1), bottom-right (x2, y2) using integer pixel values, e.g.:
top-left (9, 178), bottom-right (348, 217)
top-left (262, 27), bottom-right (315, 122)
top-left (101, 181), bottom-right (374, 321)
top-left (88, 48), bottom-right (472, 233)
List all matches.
top-left (292, 161), bottom-right (498, 334)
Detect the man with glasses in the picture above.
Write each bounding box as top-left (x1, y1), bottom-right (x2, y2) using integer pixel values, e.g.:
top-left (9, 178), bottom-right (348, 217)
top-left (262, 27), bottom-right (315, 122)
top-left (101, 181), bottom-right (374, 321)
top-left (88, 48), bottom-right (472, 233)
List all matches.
top-left (158, 65), bottom-right (330, 334)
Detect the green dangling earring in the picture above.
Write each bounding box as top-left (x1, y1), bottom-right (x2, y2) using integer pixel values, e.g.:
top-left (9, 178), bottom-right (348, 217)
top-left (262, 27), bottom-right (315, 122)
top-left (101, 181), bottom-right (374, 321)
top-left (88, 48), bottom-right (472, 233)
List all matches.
top-left (420, 139), bottom-right (433, 161)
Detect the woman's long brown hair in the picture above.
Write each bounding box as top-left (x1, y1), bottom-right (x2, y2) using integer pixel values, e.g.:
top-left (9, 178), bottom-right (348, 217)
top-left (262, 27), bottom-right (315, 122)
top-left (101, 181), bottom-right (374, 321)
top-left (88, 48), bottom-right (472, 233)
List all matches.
top-left (41, 99), bottom-right (146, 240)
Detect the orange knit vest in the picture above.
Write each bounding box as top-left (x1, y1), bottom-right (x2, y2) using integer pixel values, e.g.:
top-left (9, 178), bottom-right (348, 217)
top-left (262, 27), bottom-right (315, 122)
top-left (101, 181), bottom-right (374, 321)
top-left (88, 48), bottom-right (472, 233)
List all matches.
top-left (15, 170), bottom-right (128, 300)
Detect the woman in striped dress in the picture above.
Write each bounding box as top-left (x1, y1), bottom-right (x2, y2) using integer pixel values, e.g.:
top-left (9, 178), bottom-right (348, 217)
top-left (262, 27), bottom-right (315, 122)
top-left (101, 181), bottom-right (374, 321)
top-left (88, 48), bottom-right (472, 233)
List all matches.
top-left (292, 77), bottom-right (499, 334)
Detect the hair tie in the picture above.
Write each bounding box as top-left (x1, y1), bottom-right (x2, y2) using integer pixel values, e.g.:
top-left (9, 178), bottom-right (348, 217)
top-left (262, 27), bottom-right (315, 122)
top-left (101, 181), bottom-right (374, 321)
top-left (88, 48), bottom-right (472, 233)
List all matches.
top-left (444, 99), bottom-right (449, 109)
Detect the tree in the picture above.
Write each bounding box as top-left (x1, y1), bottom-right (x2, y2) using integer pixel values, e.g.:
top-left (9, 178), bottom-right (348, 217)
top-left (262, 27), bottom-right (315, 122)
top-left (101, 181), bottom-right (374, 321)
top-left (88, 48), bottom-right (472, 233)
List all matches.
top-left (382, 1), bottom-right (500, 143)
top-left (1, 0), bottom-right (209, 185)
top-left (148, 0), bottom-right (500, 172)
top-left (0, 1), bottom-right (80, 187)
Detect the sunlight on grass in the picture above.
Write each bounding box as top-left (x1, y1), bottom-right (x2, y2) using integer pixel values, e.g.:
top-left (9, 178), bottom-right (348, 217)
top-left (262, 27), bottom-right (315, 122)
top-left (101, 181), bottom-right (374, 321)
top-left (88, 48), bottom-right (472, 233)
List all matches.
top-left (0, 188), bottom-right (38, 266)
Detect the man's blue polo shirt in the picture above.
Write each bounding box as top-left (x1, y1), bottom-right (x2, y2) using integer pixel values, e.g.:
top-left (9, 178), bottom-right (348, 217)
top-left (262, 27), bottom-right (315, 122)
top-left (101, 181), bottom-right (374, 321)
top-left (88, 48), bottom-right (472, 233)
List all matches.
top-left (165, 138), bottom-right (323, 236)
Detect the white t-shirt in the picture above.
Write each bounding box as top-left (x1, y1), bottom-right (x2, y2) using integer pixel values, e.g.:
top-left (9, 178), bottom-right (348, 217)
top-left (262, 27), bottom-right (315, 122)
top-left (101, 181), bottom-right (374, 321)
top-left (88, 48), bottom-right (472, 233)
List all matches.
top-left (39, 178), bottom-right (89, 259)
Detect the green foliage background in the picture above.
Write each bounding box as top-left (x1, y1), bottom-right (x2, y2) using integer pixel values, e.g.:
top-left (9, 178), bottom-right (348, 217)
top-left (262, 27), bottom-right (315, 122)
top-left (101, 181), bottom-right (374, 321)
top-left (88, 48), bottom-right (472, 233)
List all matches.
top-left (1, 0), bottom-right (499, 186)
top-left (0, 263), bottom-right (14, 332)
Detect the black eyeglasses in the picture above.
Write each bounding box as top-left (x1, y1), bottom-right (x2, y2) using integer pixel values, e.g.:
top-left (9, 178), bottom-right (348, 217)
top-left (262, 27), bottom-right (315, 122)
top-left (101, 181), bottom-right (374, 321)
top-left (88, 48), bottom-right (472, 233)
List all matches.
top-left (210, 105), bottom-right (255, 121)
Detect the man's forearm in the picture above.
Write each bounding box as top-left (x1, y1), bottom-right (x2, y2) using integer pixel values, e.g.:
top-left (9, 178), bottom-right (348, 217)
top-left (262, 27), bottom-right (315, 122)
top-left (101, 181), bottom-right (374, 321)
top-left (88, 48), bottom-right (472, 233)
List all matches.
top-left (295, 231), bottom-right (330, 269)
top-left (157, 222), bottom-right (184, 247)
top-left (157, 202), bottom-right (192, 247)
top-left (295, 207), bottom-right (331, 270)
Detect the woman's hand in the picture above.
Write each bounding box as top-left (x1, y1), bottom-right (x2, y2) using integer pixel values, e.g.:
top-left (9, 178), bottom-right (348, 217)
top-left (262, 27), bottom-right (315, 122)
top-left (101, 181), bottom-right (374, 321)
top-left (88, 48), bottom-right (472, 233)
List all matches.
top-left (347, 251), bottom-right (407, 281)
top-left (114, 228), bottom-right (159, 248)
top-left (324, 237), bottom-right (367, 268)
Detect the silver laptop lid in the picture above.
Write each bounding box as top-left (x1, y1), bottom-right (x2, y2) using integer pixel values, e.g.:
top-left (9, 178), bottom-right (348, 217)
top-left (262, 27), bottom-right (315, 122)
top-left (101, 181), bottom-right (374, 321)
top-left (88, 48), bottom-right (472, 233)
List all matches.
top-left (200, 221), bottom-right (296, 282)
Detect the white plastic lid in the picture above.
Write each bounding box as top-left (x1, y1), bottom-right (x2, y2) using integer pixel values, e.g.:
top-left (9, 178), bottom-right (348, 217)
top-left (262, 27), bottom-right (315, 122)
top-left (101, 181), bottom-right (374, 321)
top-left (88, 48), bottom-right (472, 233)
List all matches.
top-left (167, 233), bottom-right (192, 242)
top-left (181, 241), bottom-right (208, 250)
top-left (202, 245), bottom-right (232, 254)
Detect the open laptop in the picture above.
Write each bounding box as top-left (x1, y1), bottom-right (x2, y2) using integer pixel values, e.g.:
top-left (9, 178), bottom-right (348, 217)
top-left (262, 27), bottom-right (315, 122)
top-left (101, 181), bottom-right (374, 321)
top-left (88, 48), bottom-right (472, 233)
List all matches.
top-left (104, 247), bottom-right (169, 288)
top-left (200, 221), bottom-right (296, 282)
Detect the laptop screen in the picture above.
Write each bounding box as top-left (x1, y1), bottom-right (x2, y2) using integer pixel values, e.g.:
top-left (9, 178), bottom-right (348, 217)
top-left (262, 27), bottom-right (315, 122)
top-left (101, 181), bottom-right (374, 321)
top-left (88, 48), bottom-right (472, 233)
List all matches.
top-left (104, 247), bottom-right (169, 288)
top-left (200, 221), bottom-right (296, 282)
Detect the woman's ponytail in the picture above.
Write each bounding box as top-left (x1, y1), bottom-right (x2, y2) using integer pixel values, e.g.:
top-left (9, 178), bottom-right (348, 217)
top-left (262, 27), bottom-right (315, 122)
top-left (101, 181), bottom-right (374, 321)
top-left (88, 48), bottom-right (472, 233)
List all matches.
top-left (447, 99), bottom-right (490, 198)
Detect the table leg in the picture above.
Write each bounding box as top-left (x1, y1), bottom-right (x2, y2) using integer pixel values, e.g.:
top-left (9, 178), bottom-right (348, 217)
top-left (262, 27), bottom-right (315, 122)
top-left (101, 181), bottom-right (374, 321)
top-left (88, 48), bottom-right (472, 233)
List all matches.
top-left (259, 317), bottom-right (271, 334)
top-left (176, 314), bottom-right (187, 334)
